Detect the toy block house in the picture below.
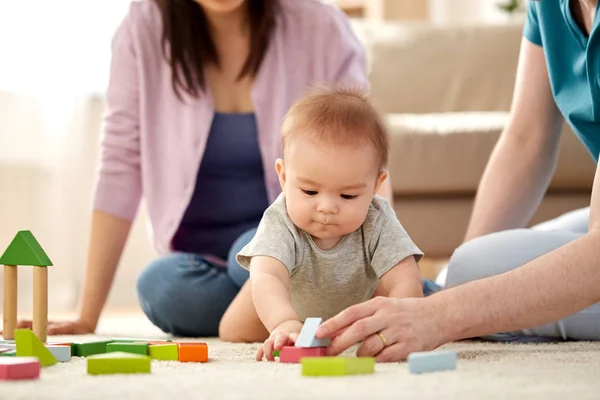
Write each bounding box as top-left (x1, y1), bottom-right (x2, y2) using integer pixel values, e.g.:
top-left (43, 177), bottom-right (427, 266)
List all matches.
top-left (1, 231), bottom-right (52, 342)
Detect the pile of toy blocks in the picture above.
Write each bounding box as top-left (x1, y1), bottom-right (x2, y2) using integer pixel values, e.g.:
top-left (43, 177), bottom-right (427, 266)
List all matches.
top-left (0, 328), bottom-right (208, 380)
top-left (276, 317), bottom-right (375, 377)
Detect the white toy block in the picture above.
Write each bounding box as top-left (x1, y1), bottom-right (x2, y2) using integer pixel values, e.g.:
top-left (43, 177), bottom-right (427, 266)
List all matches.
top-left (408, 350), bottom-right (457, 374)
top-left (46, 345), bottom-right (71, 362)
top-left (295, 317), bottom-right (331, 348)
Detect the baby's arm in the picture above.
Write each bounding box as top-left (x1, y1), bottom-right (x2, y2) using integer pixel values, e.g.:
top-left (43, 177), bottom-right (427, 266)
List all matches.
top-left (377, 255), bottom-right (424, 299)
top-left (250, 256), bottom-right (300, 331)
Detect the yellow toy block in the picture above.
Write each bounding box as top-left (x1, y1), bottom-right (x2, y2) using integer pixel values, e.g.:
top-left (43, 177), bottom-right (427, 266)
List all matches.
top-left (301, 357), bottom-right (375, 376)
top-left (14, 329), bottom-right (57, 367)
top-left (149, 344), bottom-right (178, 361)
top-left (87, 351), bottom-right (151, 375)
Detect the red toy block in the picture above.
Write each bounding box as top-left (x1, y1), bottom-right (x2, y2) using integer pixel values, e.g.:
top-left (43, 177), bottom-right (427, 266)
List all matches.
top-left (0, 357), bottom-right (40, 380)
top-left (279, 346), bottom-right (327, 363)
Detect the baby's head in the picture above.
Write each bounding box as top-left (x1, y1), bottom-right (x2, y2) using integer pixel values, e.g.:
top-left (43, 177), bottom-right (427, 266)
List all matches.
top-left (276, 85), bottom-right (389, 246)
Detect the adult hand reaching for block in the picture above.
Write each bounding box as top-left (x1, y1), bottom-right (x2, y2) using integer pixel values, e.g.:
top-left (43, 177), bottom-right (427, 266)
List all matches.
top-left (2, 319), bottom-right (94, 336)
top-left (315, 296), bottom-right (444, 362)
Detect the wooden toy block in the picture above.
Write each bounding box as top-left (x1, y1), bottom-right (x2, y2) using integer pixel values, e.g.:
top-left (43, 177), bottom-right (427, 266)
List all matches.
top-left (149, 343), bottom-right (178, 361)
top-left (14, 329), bottom-right (57, 367)
top-left (45, 345), bottom-right (71, 362)
top-left (49, 342), bottom-right (75, 355)
top-left (87, 351), bottom-right (151, 375)
top-left (107, 342), bottom-right (149, 355)
top-left (279, 346), bottom-right (327, 363)
top-left (1, 231), bottom-right (53, 341)
top-left (272, 350), bottom-right (280, 357)
top-left (301, 357), bottom-right (375, 376)
top-left (0, 343), bottom-right (16, 349)
top-left (72, 340), bottom-right (113, 357)
top-left (407, 350), bottom-right (457, 374)
top-left (177, 342), bottom-right (208, 362)
top-left (295, 317), bottom-right (331, 348)
top-left (0, 357), bottom-right (40, 380)
top-left (0, 350), bottom-right (16, 357)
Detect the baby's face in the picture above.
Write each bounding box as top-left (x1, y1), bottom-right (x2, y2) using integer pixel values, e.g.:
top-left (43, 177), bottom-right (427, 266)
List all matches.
top-left (277, 134), bottom-right (385, 249)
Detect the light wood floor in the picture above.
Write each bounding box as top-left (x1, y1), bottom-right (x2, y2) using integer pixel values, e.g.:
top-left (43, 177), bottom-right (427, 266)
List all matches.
top-left (418, 257), bottom-right (448, 280)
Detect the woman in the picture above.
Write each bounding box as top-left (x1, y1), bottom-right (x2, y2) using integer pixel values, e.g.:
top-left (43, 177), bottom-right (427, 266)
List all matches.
top-left (315, 0), bottom-right (600, 361)
top-left (12, 0), bottom-right (392, 338)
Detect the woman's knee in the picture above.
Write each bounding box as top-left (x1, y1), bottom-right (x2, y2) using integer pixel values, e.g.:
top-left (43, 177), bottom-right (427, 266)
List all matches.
top-left (136, 253), bottom-right (231, 336)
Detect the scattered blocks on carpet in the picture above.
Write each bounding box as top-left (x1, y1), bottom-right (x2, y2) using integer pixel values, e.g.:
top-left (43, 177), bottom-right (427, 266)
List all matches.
top-left (407, 350), bottom-right (457, 374)
top-left (295, 317), bottom-right (331, 348)
top-left (301, 357), bottom-right (375, 377)
top-left (279, 346), bottom-right (327, 363)
top-left (14, 329), bottom-right (57, 367)
top-left (87, 351), bottom-right (151, 375)
top-left (0, 357), bottom-right (40, 380)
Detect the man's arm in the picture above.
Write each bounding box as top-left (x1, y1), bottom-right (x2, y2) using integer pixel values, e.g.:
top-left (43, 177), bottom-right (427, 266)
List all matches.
top-left (463, 38), bottom-right (564, 242)
top-left (438, 157), bottom-right (600, 341)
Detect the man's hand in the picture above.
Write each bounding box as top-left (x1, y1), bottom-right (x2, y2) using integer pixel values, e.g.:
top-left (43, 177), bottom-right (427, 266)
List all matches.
top-left (315, 296), bottom-right (445, 362)
top-left (255, 320), bottom-right (303, 361)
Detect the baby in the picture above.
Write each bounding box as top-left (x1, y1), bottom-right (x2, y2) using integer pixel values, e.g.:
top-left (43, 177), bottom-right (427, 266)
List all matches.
top-left (236, 85), bottom-right (424, 361)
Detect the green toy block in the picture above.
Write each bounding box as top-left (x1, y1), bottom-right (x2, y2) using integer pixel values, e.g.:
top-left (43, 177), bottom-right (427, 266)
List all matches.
top-left (87, 351), bottom-right (151, 375)
top-left (107, 342), bottom-right (149, 355)
top-left (149, 344), bottom-right (178, 360)
top-left (0, 231), bottom-right (52, 266)
top-left (301, 357), bottom-right (375, 377)
top-left (273, 350), bottom-right (280, 358)
top-left (0, 350), bottom-right (16, 357)
top-left (14, 329), bottom-right (57, 367)
top-left (72, 340), bottom-right (114, 357)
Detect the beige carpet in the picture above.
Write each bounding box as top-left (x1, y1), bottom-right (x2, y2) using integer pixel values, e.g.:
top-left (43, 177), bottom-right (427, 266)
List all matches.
top-left (2, 314), bottom-right (600, 400)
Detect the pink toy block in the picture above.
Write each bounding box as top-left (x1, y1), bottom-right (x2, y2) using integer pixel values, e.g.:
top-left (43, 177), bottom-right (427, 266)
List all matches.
top-left (279, 346), bottom-right (327, 363)
top-left (0, 357), bottom-right (40, 380)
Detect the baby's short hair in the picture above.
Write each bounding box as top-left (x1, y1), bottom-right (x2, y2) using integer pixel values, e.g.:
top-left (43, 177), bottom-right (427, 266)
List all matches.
top-left (281, 84), bottom-right (389, 171)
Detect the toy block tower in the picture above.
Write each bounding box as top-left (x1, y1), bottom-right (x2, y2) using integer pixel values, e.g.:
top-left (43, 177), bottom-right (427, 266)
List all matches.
top-left (0, 231), bottom-right (52, 342)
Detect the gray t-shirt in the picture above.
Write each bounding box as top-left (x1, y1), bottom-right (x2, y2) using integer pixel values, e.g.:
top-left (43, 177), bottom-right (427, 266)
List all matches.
top-left (236, 194), bottom-right (424, 321)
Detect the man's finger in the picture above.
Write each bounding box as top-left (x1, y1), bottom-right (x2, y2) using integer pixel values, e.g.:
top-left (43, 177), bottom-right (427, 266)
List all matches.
top-left (326, 315), bottom-right (386, 356)
top-left (316, 298), bottom-right (380, 339)
top-left (374, 343), bottom-right (409, 363)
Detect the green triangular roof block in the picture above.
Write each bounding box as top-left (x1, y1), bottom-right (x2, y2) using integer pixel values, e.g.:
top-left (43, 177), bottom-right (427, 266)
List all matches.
top-left (0, 230), bottom-right (52, 266)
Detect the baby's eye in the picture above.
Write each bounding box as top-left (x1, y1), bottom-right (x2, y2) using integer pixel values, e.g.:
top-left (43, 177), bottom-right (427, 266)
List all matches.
top-left (302, 189), bottom-right (318, 196)
top-left (341, 194), bottom-right (358, 200)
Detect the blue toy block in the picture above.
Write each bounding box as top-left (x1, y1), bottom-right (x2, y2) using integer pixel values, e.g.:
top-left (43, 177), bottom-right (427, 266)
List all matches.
top-left (407, 350), bottom-right (457, 374)
top-left (295, 318), bottom-right (331, 348)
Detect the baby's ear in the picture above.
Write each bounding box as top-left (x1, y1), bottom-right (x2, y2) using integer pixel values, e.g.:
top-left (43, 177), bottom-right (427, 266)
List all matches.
top-left (375, 170), bottom-right (388, 193)
top-left (275, 159), bottom-right (286, 189)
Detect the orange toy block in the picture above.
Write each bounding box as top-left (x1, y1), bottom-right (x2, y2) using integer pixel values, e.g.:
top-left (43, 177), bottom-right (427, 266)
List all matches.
top-left (177, 342), bottom-right (208, 362)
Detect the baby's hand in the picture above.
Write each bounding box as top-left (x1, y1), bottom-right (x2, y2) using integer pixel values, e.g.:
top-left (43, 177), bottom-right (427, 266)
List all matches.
top-left (256, 320), bottom-right (303, 362)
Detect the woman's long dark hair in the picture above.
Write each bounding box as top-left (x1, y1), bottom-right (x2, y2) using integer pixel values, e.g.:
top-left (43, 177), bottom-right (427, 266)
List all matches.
top-left (154, 0), bottom-right (279, 99)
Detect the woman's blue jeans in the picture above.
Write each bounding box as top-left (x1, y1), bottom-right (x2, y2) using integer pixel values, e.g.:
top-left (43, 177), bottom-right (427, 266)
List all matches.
top-left (137, 228), bottom-right (441, 337)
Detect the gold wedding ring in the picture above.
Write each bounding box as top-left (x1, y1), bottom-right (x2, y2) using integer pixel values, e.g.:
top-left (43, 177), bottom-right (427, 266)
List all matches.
top-left (377, 331), bottom-right (389, 347)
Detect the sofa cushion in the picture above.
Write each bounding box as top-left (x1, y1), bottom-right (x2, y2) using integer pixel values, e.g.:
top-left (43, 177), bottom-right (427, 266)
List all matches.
top-left (387, 112), bottom-right (596, 195)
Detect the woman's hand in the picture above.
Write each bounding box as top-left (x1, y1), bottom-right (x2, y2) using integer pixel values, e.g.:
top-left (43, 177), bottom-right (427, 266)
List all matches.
top-left (255, 320), bottom-right (303, 361)
top-left (1, 319), bottom-right (95, 336)
top-left (315, 296), bottom-right (446, 362)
